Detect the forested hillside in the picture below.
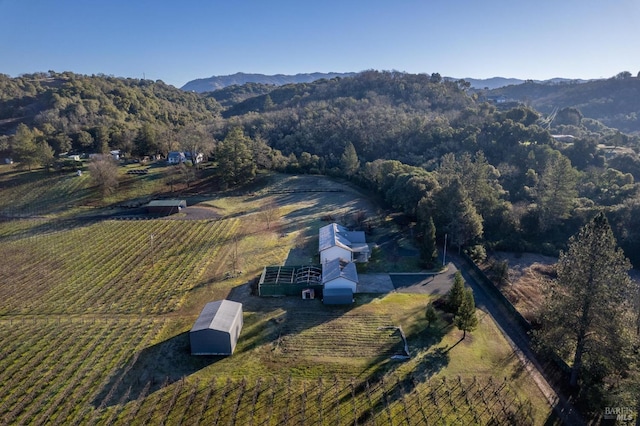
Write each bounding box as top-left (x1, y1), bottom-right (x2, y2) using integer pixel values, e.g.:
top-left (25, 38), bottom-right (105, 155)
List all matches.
top-left (0, 71), bottom-right (221, 157)
top-left (181, 71), bottom-right (357, 93)
top-left (205, 82), bottom-right (277, 108)
top-left (486, 72), bottom-right (640, 134)
top-left (206, 71), bottom-right (640, 265)
top-left (3, 70), bottom-right (640, 266)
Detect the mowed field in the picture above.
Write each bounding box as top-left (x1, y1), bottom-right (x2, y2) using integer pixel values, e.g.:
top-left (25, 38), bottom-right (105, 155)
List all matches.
top-left (0, 167), bottom-right (554, 425)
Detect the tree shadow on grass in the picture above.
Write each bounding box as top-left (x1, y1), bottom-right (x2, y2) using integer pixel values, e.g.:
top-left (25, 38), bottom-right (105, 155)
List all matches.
top-left (412, 346), bottom-right (451, 384)
top-left (92, 331), bottom-right (222, 409)
top-left (338, 315), bottom-right (452, 417)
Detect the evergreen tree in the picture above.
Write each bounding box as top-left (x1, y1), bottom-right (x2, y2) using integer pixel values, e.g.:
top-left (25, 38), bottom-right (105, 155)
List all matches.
top-left (263, 94), bottom-right (274, 110)
top-left (425, 303), bottom-right (438, 328)
top-left (447, 271), bottom-right (466, 313)
top-left (437, 151), bottom-right (505, 220)
top-left (12, 124), bottom-right (39, 170)
top-left (217, 128), bottom-right (256, 186)
top-left (455, 288), bottom-right (478, 339)
top-left (434, 178), bottom-right (483, 251)
top-left (540, 212), bottom-right (636, 389)
top-left (37, 141), bottom-right (55, 170)
top-left (340, 141), bottom-right (360, 177)
top-left (95, 126), bottom-right (110, 154)
top-left (420, 216), bottom-right (438, 267)
top-left (535, 151), bottom-right (578, 230)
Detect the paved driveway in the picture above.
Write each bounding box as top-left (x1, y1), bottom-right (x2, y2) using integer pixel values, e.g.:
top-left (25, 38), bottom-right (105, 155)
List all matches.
top-left (357, 265), bottom-right (457, 295)
top-left (357, 274), bottom-right (395, 293)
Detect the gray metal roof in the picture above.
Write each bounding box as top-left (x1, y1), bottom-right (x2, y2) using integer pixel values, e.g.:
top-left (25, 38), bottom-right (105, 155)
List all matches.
top-left (319, 223), bottom-right (368, 253)
top-left (345, 230), bottom-right (366, 244)
top-left (322, 258), bottom-right (358, 284)
top-left (191, 300), bottom-right (242, 333)
top-left (147, 199), bottom-right (186, 207)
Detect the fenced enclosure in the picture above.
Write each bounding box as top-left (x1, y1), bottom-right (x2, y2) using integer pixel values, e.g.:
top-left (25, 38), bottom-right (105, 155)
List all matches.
top-left (258, 265), bottom-right (323, 296)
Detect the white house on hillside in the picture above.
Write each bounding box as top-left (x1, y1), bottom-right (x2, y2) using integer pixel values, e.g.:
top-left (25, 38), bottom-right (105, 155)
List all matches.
top-left (318, 223), bottom-right (370, 263)
top-left (168, 151), bottom-right (204, 165)
top-left (167, 151), bottom-right (186, 164)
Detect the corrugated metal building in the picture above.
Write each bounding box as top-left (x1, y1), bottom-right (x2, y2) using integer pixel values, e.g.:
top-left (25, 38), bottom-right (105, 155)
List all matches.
top-left (190, 300), bottom-right (243, 355)
top-left (321, 258), bottom-right (358, 304)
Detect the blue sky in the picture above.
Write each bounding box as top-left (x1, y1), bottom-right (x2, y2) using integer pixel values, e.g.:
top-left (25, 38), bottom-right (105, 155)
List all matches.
top-left (1, 0), bottom-right (638, 88)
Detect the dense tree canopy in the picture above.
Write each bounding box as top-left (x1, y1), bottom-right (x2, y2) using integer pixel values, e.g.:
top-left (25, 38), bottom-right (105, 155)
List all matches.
top-left (0, 72), bottom-right (222, 159)
top-left (3, 70), bottom-right (640, 263)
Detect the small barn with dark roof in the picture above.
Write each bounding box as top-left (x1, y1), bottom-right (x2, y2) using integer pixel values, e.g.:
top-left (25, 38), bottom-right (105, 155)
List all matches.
top-left (146, 199), bottom-right (186, 216)
top-left (190, 300), bottom-right (243, 355)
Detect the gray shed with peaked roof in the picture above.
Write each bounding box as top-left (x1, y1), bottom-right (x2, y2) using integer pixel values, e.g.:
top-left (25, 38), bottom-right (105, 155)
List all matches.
top-left (321, 258), bottom-right (358, 305)
top-left (322, 258), bottom-right (358, 293)
top-left (190, 300), bottom-right (243, 355)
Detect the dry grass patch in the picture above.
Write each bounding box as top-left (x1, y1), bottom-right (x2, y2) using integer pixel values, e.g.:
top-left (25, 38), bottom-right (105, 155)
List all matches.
top-left (484, 252), bottom-right (557, 322)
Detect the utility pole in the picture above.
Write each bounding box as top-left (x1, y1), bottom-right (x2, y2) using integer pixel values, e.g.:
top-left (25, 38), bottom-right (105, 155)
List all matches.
top-left (443, 233), bottom-right (448, 266)
top-left (150, 233), bottom-right (155, 267)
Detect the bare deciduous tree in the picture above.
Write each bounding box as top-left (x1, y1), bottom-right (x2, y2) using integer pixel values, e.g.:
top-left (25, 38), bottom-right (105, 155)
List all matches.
top-left (88, 154), bottom-right (119, 197)
top-left (260, 202), bottom-right (280, 230)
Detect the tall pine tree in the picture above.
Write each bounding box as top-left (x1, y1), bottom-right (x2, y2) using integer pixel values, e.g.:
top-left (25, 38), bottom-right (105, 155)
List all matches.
top-left (540, 212), bottom-right (636, 389)
top-left (12, 124), bottom-right (39, 170)
top-left (340, 141), bottom-right (360, 178)
top-left (434, 178), bottom-right (483, 251)
top-left (535, 151), bottom-right (578, 230)
top-left (447, 271), bottom-right (466, 313)
top-left (217, 128), bottom-right (256, 186)
top-left (455, 288), bottom-right (478, 339)
top-left (420, 216), bottom-right (438, 268)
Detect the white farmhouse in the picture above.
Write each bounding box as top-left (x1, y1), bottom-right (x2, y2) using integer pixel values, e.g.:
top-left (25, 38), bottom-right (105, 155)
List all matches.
top-left (318, 223), bottom-right (370, 264)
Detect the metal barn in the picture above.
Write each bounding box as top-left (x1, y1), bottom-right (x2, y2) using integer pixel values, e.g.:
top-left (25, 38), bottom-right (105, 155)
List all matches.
top-left (190, 300), bottom-right (243, 356)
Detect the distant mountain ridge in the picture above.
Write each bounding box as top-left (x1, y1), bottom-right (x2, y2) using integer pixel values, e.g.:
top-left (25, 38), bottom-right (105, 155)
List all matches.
top-left (182, 72), bottom-right (592, 93)
top-left (460, 77), bottom-right (590, 90)
top-left (181, 72), bottom-right (357, 92)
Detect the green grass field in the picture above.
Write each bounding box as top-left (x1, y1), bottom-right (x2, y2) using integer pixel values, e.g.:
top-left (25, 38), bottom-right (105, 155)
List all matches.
top-left (0, 166), bottom-right (555, 425)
